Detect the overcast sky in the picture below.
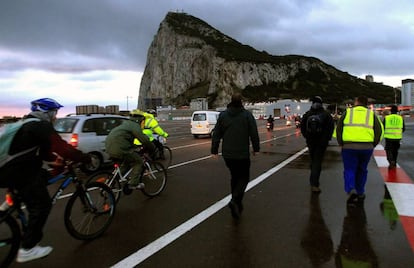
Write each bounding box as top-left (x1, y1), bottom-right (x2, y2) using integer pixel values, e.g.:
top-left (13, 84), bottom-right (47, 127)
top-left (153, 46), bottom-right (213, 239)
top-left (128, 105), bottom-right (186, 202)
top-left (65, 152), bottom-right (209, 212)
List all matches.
top-left (1, 0), bottom-right (413, 117)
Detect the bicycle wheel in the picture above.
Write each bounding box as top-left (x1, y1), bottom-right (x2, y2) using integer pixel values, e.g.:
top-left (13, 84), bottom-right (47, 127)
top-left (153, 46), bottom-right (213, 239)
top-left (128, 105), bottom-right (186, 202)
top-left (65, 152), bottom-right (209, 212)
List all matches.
top-left (64, 182), bottom-right (116, 240)
top-left (0, 215), bottom-right (21, 267)
top-left (87, 171), bottom-right (122, 203)
top-left (140, 161), bottom-right (167, 197)
top-left (157, 146), bottom-right (172, 168)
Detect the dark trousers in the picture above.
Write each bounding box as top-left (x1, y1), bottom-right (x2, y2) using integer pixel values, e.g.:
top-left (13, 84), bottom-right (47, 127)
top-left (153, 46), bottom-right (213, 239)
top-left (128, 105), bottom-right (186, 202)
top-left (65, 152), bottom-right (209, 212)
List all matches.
top-left (0, 160), bottom-right (52, 249)
top-left (385, 139), bottom-right (401, 163)
top-left (307, 142), bottom-right (328, 187)
top-left (224, 158), bottom-right (250, 207)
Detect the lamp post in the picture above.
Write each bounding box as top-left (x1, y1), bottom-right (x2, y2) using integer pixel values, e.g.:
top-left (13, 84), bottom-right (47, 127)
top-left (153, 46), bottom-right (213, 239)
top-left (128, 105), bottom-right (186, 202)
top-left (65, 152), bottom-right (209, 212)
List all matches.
top-left (126, 96), bottom-right (133, 111)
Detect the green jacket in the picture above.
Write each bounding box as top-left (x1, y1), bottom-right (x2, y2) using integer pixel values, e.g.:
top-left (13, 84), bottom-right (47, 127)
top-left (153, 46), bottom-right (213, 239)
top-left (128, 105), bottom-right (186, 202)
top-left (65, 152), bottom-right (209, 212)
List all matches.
top-left (105, 120), bottom-right (154, 158)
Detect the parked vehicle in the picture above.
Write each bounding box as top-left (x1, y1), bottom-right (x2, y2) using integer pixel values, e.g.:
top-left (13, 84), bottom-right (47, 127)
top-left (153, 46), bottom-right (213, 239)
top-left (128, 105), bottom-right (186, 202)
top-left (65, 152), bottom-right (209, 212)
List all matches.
top-left (190, 111), bottom-right (220, 138)
top-left (54, 114), bottom-right (128, 172)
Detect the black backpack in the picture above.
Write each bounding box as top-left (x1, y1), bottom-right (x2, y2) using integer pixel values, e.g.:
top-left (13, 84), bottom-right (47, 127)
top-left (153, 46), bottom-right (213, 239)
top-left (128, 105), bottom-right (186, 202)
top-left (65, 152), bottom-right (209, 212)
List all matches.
top-left (306, 113), bottom-right (323, 135)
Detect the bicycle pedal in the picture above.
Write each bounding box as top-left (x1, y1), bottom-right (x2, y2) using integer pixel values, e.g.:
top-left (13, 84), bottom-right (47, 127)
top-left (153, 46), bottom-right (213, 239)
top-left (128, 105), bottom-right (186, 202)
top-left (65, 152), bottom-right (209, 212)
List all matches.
top-left (128, 183), bottom-right (145, 190)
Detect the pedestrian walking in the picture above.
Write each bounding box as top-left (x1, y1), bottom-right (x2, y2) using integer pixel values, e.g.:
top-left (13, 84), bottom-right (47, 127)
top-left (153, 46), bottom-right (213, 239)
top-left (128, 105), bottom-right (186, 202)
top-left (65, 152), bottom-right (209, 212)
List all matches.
top-left (300, 96), bottom-right (334, 193)
top-left (211, 93), bottom-right (260, 219)
top-left (335, 96), bottom-right (383, 206)
top-left (383, 105), bottom-right (405, 169)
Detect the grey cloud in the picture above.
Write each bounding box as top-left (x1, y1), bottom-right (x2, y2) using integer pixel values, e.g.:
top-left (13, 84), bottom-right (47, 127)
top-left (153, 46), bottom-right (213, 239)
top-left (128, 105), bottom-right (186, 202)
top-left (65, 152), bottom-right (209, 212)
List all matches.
top-left (0, 0), bottom-right (413, 78)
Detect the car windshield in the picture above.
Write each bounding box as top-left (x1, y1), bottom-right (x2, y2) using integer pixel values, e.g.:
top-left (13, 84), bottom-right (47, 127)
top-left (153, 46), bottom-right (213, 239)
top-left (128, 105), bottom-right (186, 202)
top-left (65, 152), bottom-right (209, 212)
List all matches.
top-left (193, 114), bottom-right (206, 121)
top-left (54, 118), bottom-right (78, 133)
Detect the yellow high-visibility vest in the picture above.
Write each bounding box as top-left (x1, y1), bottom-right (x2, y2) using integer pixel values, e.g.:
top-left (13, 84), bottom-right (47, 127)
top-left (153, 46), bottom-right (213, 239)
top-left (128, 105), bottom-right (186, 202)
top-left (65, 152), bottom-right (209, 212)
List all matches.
top-left (384, 114), bottom-right (403, 139)
top-left (342, 107), bottom-right (375, 142)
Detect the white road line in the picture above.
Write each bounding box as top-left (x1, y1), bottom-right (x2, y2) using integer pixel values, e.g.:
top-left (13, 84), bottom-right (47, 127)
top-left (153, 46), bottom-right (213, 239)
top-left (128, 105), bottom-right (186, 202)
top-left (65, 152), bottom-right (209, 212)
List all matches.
top-left (385, 182), bottom-right (414, 217)
top-left (111, 147), bottom-right (307, 268)
top-left (168, 132), bottom-right (296, 170)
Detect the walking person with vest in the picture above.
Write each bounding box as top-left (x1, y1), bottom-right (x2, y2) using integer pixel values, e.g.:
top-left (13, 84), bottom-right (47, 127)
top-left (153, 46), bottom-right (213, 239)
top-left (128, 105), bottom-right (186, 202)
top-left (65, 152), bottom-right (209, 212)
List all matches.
top-left (383, 105), bottom-right (405, 169)
top-left (300, 96), bottom-right (334, 193)
top-left (335, 96), bottom-right (383, 206)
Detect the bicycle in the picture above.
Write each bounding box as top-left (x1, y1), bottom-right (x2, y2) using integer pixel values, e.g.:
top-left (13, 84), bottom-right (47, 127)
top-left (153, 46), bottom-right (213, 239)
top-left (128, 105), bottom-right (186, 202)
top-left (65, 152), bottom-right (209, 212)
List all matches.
top-left (153, 134), bottom-right (172, 168)
top-left (0, 160), bottom-right (116, 267)
top-left (87, 149), bottom-right (167, 202)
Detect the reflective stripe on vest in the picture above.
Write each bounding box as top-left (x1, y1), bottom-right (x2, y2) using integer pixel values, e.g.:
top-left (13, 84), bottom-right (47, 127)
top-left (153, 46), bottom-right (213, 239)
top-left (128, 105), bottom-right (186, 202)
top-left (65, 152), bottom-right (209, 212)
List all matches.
top-left (384, 114), bottom-right (403, 139)
top-left (342, 107), bottom-right (374, 142)
top-left (144, 118), bottom-right (154, 129)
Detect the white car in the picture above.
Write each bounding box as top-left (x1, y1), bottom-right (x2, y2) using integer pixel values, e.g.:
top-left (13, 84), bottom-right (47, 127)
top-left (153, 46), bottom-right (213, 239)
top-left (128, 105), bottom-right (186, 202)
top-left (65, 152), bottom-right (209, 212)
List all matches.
top-left (190, 110), bottom-right (220, 138)
top-left (54, 114), bottom-right (128, 172)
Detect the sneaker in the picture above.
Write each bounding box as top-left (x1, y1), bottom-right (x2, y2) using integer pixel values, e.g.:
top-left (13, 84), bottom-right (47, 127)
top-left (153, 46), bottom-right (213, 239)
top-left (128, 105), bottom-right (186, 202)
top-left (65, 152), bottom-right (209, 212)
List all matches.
top-left (357, 194), bottom-right (366, 203)
top-left (311, 186), bottom-right (321, 193)
top-left (347, 193), bottom-right (358, 206)
top-left (388, 161), bottom-right (397, 169)
top-left (128, 182), bottom-right (145, 190)
top-left (228, 201), bottom-right (240, 219)
top-left (16, 245), bottom-right (53, 263)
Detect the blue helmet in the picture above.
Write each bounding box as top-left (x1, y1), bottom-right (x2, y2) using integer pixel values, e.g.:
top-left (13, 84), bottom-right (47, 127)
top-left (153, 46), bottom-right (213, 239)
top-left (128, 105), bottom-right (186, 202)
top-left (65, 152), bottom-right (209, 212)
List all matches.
top-left (31, 98), bottom-right (63, 112)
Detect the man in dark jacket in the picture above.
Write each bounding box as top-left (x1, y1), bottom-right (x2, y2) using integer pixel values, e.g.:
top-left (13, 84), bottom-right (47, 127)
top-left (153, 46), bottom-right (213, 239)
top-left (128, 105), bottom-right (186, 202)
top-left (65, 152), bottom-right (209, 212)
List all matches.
top-left (105, 109), bottom-right (155, 189)
top-left (0, 98), bottom-right (92, 263)
top-left (211, 93), bottom-right (260, 219)
top-left (300, 96), bottom-right (334, 193)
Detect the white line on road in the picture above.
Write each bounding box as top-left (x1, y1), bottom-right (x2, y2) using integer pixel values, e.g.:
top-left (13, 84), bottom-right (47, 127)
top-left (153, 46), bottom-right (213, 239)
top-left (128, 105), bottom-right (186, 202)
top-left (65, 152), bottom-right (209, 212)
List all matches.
top-left (111, 147), bottom-right (308, 268)
top-left (167, 132), bottom-right (296, 170)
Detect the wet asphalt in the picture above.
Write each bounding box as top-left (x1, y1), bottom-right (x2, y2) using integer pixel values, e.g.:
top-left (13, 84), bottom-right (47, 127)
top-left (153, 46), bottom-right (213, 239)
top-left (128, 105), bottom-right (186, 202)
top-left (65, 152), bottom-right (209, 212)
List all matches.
top-left (9, 119), bottom-right (414, 268)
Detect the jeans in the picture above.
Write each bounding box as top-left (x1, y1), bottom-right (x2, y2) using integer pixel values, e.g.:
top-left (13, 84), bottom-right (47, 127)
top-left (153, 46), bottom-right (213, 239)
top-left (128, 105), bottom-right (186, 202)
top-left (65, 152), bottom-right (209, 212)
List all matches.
top-left (224, 158), bottom-right (250, 207)
top-left (341, 148), bottom-right (373, 195)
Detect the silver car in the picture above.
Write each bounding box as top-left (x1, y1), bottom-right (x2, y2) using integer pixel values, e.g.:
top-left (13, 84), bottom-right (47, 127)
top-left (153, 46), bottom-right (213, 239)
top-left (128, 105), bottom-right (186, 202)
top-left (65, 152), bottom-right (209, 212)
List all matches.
top-left (54, 114), bottom-right (128, 172)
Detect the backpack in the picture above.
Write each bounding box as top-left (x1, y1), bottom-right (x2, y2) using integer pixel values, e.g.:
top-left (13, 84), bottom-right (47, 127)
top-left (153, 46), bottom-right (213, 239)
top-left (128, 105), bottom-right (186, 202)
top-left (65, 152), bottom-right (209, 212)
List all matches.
top-left (0, 118), bottom-right (40, 168)
top-left (306, 113), bottom-right (323, 135)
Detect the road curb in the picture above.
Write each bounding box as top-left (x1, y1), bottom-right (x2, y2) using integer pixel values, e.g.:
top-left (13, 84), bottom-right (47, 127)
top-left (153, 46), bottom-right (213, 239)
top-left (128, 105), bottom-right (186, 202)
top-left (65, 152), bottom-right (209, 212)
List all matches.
top-left (373, 144), bottom-right (414, 252)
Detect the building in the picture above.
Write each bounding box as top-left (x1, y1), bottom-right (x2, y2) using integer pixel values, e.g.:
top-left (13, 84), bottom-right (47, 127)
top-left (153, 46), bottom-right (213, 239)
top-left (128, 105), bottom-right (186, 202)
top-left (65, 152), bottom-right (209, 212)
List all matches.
top-left (245, 99), bottom-right (313, 119)
top-left (190, 98), bottom-right (208, 110)
top-left (366, 75), bottom-right (374, 82)
top-left (105, 105), bottom-right (120, 114)
top-left (76, 105), bottom-right (120, 115)
top-left (401, 79), bottom-right (414, 107)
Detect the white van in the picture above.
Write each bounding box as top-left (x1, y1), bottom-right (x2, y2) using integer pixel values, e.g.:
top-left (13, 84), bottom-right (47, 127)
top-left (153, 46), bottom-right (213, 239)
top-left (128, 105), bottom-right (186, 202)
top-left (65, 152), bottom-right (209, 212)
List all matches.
top-left (190, 110), bottom-right (220, 138)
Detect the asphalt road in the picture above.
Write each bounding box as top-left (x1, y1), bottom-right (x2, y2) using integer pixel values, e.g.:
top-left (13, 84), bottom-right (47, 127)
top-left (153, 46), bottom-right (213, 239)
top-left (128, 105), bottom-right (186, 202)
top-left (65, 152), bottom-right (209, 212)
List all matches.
top-left (8, 118), bottom-right (414, 267)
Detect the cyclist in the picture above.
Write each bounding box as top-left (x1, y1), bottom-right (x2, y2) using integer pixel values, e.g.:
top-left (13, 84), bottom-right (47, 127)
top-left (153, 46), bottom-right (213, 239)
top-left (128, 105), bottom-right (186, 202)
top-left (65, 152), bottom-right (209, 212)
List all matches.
top-left (105, 109), bottom-right (155, 189)
top-left (0, 98), bottom-right (92, 263)
top-left (133, 110), bottom-right (168, 159)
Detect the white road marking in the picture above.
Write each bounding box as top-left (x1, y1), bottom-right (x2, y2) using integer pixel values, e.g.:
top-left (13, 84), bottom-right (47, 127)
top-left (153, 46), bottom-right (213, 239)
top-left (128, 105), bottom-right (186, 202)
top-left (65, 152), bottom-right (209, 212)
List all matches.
top-left (111, 147), bottom-right (307, 268)
top-left (385, 183), bottom-right (414, 217)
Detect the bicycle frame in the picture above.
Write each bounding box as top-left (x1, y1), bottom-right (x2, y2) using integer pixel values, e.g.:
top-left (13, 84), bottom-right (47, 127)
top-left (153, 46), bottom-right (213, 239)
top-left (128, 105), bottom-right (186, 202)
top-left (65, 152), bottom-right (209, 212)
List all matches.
top-left (1, 162), bottom-right (95, 225)
top-left (48, 172), bottom-right (75, 205)
top-left (109, 152), bottom-right (156, 182)
top-left (111, 162), bottom-right (133, 184)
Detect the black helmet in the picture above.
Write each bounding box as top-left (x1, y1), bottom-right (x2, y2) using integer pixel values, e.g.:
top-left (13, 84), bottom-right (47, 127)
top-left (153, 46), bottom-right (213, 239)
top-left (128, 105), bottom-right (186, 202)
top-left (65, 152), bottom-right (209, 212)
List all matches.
top-left (311, 96), bottom-right (323, 104)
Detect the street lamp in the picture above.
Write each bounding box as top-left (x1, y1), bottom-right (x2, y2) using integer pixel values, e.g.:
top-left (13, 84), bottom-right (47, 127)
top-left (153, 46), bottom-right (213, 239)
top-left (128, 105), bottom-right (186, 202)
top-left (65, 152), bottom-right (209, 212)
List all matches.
top-left (126, 96), bottom-right (133, 111)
